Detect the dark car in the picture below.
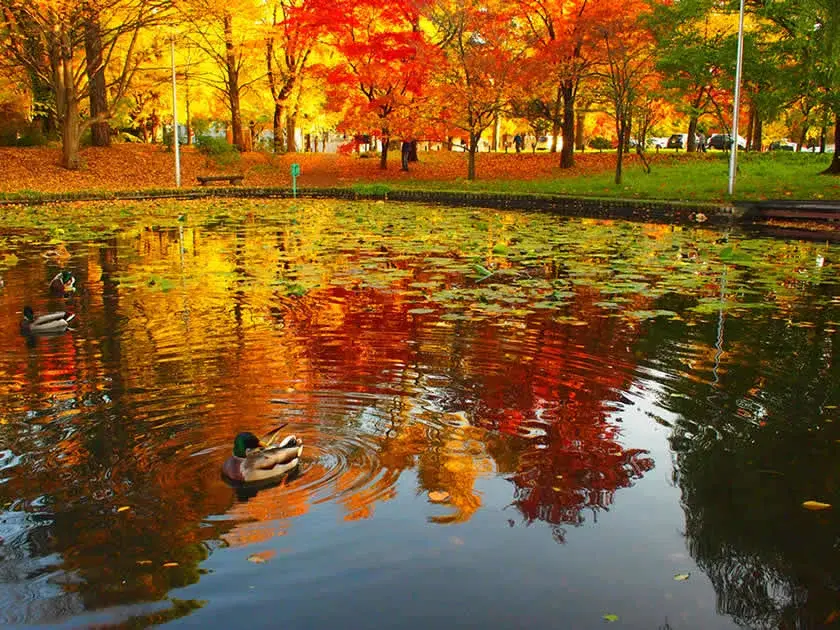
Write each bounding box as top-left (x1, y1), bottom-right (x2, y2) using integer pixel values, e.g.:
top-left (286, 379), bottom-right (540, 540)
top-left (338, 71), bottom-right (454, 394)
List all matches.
top-left (666, 133), bottom-right (687, 149)
top-left (707, 133), bottom-right (747, 150)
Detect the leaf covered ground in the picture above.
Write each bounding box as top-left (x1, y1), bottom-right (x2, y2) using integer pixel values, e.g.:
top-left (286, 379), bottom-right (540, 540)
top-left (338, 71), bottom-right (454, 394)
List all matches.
top-left (0, 144), bottom-right (837, 202)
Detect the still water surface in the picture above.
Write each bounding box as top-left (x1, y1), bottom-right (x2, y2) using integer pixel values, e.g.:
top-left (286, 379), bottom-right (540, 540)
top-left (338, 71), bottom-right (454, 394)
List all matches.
top-left (0, 199), bottom-right (838, 629)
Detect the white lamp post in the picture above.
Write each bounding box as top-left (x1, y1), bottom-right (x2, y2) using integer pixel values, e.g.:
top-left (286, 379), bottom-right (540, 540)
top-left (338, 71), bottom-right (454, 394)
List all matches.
top-left (727, 0), bottom-right (746, 196)
top-left (171, 35), bottom-right (181, 188)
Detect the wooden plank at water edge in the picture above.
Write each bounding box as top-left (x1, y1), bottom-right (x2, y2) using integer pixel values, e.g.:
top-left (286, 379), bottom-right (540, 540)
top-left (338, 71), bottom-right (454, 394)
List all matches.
top-left (196, 174), bottom-right (245, 186)
top-left (748, 200), bottom-right (840, 222)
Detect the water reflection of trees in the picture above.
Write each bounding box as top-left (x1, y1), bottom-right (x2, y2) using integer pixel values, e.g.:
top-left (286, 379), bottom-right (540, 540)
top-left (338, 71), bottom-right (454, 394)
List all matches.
top-left (644, 287), bottom-right (840, 629)
top-left (0, 211), bottom-right (671, 623)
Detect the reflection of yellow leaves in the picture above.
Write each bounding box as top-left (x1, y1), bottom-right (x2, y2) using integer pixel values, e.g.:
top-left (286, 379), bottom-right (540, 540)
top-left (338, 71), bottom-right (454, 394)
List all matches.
top-left (428, 491), bottom-right (450, 503)
top-left (803, 500), bottom-right (832, 511)
top-left (162, 562), bottom-right (179, 567)
top-left (117, 506), bottom-right (131, 513)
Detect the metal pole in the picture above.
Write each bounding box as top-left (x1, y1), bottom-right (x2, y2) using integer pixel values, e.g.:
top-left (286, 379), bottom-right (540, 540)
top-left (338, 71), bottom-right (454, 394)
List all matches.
top-left (171, 35), bottom-right (181, 188)
top-left (727, 0), bottom-right (746, 196)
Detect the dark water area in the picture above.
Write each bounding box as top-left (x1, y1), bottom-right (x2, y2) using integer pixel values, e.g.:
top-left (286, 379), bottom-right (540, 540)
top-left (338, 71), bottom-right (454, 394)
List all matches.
top-left (0, 199), bottom-right (838, 629)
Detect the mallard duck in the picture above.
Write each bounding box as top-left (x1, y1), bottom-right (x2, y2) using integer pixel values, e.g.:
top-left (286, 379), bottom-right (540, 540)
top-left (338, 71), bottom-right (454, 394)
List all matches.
top-left (222, 432), bottom-right (303, 483)
top-left (49, 271), bottom-right (76, 297)
top-left (20, 306), bottom-right (75, 335)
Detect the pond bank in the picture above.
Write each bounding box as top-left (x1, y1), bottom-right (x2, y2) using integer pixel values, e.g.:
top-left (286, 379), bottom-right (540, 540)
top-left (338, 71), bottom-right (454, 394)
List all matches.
top-left (0, 185), bottom-right (836, 238)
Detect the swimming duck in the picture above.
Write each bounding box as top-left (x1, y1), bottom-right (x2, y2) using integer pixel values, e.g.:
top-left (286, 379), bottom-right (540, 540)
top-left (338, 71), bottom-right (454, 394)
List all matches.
top-left (49, 271), bottom-right (76, 297)
top-left (20, 306), bottom-right (75, 335)
top-left (222, 432), bottom-right (303, 483)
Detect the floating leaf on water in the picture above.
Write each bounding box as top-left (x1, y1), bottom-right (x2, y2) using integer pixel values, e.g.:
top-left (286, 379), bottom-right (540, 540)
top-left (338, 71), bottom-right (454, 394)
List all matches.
top-left (673, 573), bottom-right (690, 581)
top-left (162, 562), bottom-right (179, 568)
top-left (136, 560), bottom-right (153, 566)
top-left (802, 500), bottom-right (832, 511)
top-left (428, 491), bottom-right (450, 503)
top-left (603, 614), bottom-right (619, 622)
top-left (248, 550), bottom-right (276, 564)
top-left (408, 308), bottom-right (435, 315)
top-left (117, 506), bottom-right (131, 513)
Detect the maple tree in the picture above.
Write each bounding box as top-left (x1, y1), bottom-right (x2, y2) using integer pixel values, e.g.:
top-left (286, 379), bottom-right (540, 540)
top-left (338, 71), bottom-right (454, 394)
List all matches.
top-left (428, 0), bottom-right (530, 179)
top-left (317, 0), bottom-right (438, 170)
top-left (513, 0), bottom-right (606, 168)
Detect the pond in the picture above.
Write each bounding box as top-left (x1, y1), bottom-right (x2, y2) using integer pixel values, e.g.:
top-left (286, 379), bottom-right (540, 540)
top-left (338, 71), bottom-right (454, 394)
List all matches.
top-left (0, 198), bottom-right (838, 629)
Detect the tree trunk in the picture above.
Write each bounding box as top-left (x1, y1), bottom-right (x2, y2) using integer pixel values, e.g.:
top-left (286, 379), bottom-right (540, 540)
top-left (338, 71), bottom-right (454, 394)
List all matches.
top-left (560, 81), bottom-right (575, 168)
top-left (550, 82), bottom-right (562, 153)
top-left (746, 108), bottom-right (755, 151)
top-left (84, 8), bottom-right (110, 147)
top-left (687, 116), bottom-right (698, 153)
top-left (575, 111), bottom-right (585, 151)
top-left (821, 114), bottom-right (840, 174)
top-left (223, 13), bottom-right (244, 150)
top-left (286, 111), bottom-right (297, 153)
top-left (60, 45), bottom-right (81, 170)
top-left (379, 127), bottom-right (389, 170)
top-left (752, 116), bottom-right (763, 152)
top-left (614, 119), bottom-right (625, 185)
top-left (408, 139), bottom-right (418, 162)
top-left (467, 132), bottom-right (478, 180)
top-left (798, 122), bottom-right (809, 153)
top-left (273, 102), bottom-right (284, 153)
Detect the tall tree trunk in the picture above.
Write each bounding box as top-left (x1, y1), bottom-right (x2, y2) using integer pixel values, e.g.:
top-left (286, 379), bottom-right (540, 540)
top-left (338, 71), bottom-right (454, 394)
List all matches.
top-left (575, 111), bottom-right (585, 151)
top-left (60, 39), bottom-right (81, 170)
top-left (84, 8), bottom-right (110, 147)
top-left (223, 13), bottom-right (243, 150)
top-left (560, 80), bottom-right (575, 168)
top-left (821, 114), bottom-right (840, 174)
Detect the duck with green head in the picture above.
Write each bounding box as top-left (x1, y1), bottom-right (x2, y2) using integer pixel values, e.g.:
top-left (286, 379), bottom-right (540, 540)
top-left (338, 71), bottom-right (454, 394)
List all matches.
top-left (20, 306), bottom-right (75, 335)
top-left (222, 432), bottom-right (303, 483)
top-left (49, 271), bottom-right (76, 297)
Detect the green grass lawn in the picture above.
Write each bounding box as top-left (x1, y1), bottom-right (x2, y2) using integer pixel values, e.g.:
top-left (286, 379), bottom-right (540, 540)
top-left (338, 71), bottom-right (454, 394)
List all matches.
top-left (390, 151), bottom-right (840, 203)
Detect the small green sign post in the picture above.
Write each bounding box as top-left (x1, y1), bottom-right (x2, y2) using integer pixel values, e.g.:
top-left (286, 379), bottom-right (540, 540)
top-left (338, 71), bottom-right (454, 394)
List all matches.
top-left (291, 163), bottom-right (301, 198)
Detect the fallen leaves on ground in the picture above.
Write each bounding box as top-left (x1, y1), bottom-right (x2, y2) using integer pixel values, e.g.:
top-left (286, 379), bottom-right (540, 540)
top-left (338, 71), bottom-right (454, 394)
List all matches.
top-left (0, 145), bottom-right (686, 194)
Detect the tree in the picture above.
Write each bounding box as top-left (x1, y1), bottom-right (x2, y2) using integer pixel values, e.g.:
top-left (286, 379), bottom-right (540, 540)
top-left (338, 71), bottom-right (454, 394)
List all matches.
top-left (178, 0), bottom-right (264, 150)
top-left (651, 0), bottom-right (734, 152)
top-left (0, 0), bottom-right (164, 167)
top-left (430, 0), bottom-right (529, 180)
top-left (513, 0), bottom-right (604, 168)
top-left (318, 0), bottom-right (437, 170)
top-left (594, 0), bottom-right (656, 184)
top-left (265, 0), bottom-right (320, 153)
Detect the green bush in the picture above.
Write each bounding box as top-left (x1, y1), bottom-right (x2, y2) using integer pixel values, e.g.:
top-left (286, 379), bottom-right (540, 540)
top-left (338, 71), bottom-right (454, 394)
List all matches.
top-left (589, 136), bottom-right (612, 152)
top-left (195, 134), bottom-right (240, 167)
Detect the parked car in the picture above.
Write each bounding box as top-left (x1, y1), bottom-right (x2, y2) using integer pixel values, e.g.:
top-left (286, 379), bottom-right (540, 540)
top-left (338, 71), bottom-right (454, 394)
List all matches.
top-left (707, 133), bottom-right (747, 150)
top-left (769, 140), bottom-right (797, 151)
top-left (666, 133), bottom-right (702, 150)
top-left (648, 136), bottom-right (669, 149)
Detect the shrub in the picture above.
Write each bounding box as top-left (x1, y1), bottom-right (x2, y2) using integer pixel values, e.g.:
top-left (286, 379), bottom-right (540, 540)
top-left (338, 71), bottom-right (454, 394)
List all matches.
top-left (195, 134), bottom-right (240, 167)
top-left (589, 136), bottom-right (612, 152)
